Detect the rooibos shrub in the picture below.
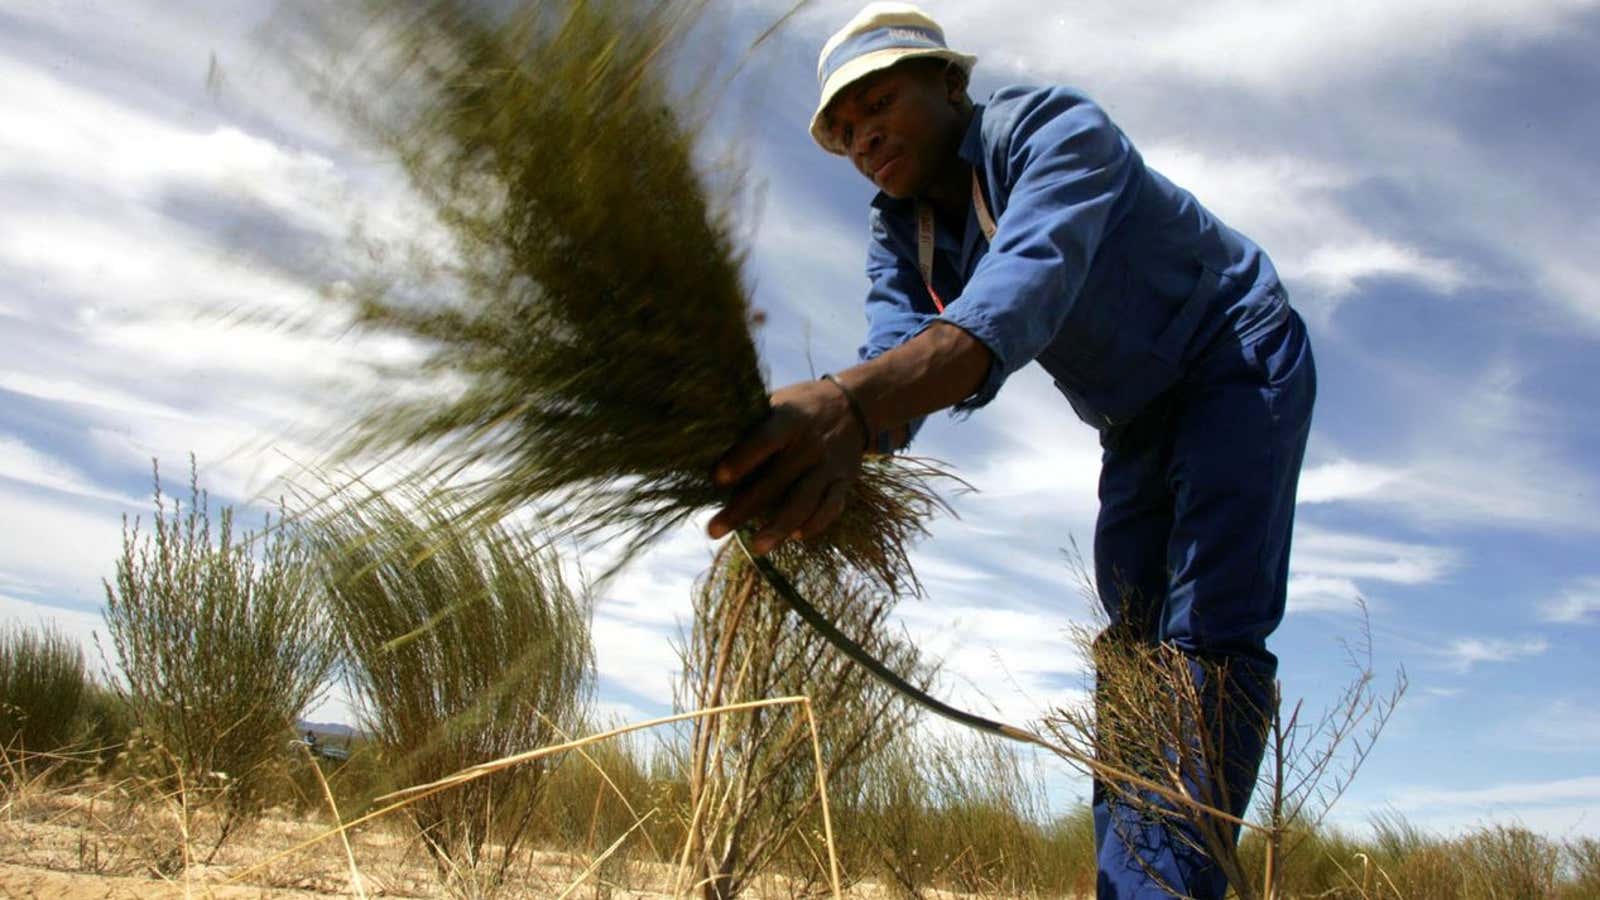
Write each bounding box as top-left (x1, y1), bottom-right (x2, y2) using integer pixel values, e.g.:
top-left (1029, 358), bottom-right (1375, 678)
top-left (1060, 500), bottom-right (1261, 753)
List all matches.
top-left (313, 485), bottom-right (592, 887)
top-left (0, 622), bottom-right (88, 758)
top-left (103, 458), bottom-right (333, 853)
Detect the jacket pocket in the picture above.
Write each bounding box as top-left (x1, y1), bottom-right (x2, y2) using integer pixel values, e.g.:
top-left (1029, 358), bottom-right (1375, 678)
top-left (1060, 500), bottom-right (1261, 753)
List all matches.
top-left (1153, 262), bottom-right (1225, 365)
top-left (1049, 262), bottom-right (1220, 427)
top-left (1039, 260), bottom-right (1129, 379)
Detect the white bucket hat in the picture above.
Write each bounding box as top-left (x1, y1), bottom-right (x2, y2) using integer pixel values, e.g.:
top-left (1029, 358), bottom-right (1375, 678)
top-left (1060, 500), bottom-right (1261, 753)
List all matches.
top-left (809, 2), bottom-right (977, 155)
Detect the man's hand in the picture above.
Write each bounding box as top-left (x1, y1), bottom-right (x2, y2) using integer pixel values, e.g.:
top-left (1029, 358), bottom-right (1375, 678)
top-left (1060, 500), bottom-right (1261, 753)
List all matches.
top-left (706, 321), bottom-right (992, 554)
top-left (707, 378), bottom-right (868, 554)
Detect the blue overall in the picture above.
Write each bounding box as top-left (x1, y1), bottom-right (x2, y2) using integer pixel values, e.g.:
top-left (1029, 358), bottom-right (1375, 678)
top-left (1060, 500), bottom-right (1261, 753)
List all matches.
top-left (857, 85), bottom-right (1316, 898)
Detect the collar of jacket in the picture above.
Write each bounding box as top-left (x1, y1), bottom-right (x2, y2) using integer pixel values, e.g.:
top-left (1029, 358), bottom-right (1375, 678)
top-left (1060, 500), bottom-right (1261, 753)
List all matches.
top-left (869, 101), bottom-right (987, 213)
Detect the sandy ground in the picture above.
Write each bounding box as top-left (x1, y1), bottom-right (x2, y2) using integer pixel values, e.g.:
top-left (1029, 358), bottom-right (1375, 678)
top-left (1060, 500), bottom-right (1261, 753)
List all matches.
top-left (0, 862), bottom-right (336, 899)
top-left (0, 784), bottom-right (657, 899)
top-left (0, 787), bottom-right (990, 899)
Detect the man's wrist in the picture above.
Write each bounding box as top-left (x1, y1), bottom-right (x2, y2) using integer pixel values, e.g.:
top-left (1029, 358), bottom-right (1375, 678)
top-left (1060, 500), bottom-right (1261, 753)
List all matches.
top-left (841, 323), bottom-right (992, 434)
top-left (820, 373), bottom-right (872, 452)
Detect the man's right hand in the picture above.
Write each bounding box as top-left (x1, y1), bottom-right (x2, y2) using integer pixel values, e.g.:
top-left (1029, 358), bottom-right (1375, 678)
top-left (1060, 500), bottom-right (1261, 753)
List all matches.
top-left (707, 378), bottom-right (868, 555)
top-left (706, 320), bottom-right (993, 553)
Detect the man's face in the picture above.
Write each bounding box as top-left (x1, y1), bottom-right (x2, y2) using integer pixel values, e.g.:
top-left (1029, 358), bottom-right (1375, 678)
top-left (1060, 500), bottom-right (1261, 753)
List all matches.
top-left (823, 60), bottom-right (966, 198)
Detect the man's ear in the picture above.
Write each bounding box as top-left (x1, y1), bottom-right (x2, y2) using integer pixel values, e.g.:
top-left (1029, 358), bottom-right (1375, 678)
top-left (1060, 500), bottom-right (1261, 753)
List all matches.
top-left (942, 62), bottom-right (970, 103)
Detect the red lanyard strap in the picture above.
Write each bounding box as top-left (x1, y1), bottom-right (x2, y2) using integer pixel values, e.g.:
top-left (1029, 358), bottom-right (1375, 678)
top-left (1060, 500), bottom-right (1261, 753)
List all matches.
top-left (916, 168), bottom-right (996, 313)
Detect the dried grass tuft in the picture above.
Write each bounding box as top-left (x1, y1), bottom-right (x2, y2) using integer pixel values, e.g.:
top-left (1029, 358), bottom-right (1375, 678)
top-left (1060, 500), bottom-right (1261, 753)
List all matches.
top-left (677, 541), bottom-right (930, 899)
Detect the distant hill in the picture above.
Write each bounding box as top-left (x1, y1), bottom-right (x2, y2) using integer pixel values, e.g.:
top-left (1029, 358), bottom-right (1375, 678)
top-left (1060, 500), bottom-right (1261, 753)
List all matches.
top-left (295, 720), bottom-right (364, 740)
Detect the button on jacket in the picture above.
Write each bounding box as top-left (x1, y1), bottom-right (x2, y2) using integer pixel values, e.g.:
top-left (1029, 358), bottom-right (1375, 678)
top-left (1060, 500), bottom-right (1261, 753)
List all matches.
top-left (859, 85), bottom-right (1291, 431)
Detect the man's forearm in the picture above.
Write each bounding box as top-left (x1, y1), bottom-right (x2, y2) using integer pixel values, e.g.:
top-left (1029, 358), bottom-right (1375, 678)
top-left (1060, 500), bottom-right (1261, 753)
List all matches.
top-left (833, 322), bottom-right (992, 449)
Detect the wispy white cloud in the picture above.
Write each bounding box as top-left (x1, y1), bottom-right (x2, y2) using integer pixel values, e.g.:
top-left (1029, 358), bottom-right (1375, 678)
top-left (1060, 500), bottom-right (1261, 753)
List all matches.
top-left (1431, 636), bottom-right (1550, 674)
top-left (591, 613), bottom-right (683, 709)
top-left (1297, 459), bottom-right (1406, 505)
top-left (0, 54), bottom-right (346, 234)
top-left (1291, 526), bottom-right (1460, 587)
top-left (1298, 240), bottom-right (1466, 300)
top-left (0, 372), bottom-right (201, 424)
top-left (0, 436), bottom-right (141, 506)
top-left (928, 0), bottom-right (1598, 93)
top-left (1295, 361), bottom-right (1600, 535)
top-left (592, 519), bottom-right (711, 630)
top-left (1391, 774), bottom-right (1600, 812)
top-left (920, 367), bottom-right (1103, 527)
top-left (1536, 238), bottom-right (1600, 328)
top-left (0, 47), bottom-right (435, 508)
top-left (913, 552), bottom-right (1004, 588)
top-left (746, 187), bottom-right (881, 362)
top-left (1285, 526), bottom-right (1460, 617)
top-left (1286, 574), bottom-right (1365, 615)
top-left (1508, 698), bottom-right (1600, 753)
top-left (898, 602), bottom-right (1087, 703)
top-left (589, 699), bottom-right (667, 732)
top-left (0, 486), bottom-right (128, 606)
top-left (1366, 774), bottom-right (1600, 838)
top-left (1137, 146), bottom-right (1467, 322)
top-left (582, 518), bottom-right (711, 710)
top-left (1540, 576), bottom-right (1600, 625)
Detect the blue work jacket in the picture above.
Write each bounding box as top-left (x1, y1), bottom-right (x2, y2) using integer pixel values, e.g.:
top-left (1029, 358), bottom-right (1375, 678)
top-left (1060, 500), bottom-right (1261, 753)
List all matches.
top-left (859, 85), bottom-right (1290, 433)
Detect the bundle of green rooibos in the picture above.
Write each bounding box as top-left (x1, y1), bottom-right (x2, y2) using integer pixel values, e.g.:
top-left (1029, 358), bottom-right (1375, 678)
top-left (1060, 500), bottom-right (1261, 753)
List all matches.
top-left (309, 0), bottom-right (951, 591)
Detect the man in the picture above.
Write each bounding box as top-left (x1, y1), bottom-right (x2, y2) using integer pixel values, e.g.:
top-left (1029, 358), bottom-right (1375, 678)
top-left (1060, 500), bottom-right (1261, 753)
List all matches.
top-left (707, 3), bottom-right (1314, 896)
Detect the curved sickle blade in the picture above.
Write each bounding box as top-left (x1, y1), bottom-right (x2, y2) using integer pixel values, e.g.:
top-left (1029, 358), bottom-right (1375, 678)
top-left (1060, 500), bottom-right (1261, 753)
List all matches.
top-left (732, 529), bottom-right (1046, 746)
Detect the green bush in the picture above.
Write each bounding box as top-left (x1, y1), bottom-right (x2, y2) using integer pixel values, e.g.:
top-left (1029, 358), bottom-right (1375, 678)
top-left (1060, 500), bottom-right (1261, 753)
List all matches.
top-left (1457, 824), bottom-right (1561, 899)
top-left (1238, 819), bottom-right (1368, 898)
top-left (102, 458), bottom-right (333, 853)
top-left (1235, 812), bottom-right (1600, 900)
top-left (1039, 803), bottom-right (1099, 898)
top-left (525, 723), bottom-right (691, 893)
top-left (75, 679), bottom-right (135, 769)
top-left (1562, 836), bottom-right (1600, 900)
top-left (850, 733), bottom-right (1095, 899)
top-left (0, 622), bottom-right (88, 757)
top-left (313, 485), bottom-right (592, 888)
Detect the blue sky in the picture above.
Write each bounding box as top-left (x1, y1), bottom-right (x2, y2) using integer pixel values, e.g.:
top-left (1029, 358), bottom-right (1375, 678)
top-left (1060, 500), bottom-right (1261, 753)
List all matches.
top-left (2, 0), bottom-right (1597, 840)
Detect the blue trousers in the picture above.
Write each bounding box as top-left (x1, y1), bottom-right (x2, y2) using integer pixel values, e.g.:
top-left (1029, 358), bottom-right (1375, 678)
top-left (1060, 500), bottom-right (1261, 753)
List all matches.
top-left (1091, 307), bottom-right (1315, 898)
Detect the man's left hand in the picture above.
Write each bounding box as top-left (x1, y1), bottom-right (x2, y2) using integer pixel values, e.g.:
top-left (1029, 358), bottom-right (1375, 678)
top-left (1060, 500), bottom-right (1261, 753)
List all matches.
top-left (706, 378), bottom-right (868, 554)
